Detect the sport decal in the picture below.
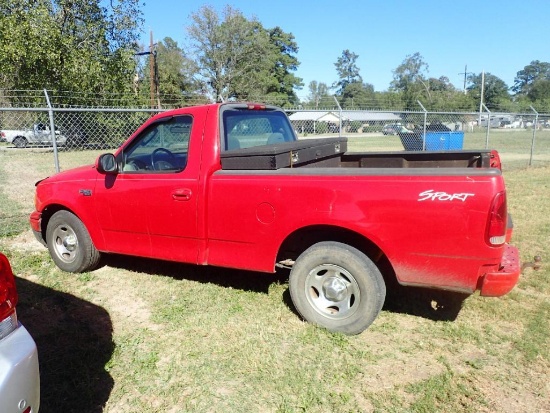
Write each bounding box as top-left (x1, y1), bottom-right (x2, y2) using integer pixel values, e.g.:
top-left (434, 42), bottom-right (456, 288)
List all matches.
top-left (418, 189), bottom-right (474, 202)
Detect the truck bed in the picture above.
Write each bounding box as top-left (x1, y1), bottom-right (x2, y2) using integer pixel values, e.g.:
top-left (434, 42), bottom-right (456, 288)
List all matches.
top-left (340, 150), bottom-right (492, 168)
top-left (220, 137), bottom-right (493, 170)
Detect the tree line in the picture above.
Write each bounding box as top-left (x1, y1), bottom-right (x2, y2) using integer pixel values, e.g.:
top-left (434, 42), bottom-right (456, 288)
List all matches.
top-left (316, 51), bottom-right (550, 112)
top-left (1, 1), bottom-right (549, 112)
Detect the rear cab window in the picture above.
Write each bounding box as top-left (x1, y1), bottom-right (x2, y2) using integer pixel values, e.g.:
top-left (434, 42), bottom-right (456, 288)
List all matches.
top-left (220, 104), bottom-right (296, 151)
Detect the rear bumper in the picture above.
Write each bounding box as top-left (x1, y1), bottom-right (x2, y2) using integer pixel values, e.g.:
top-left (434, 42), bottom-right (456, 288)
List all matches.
top-left (479, 244), bottom-right (520, 297)
top-left (0, 324), bottom-right (40, 413)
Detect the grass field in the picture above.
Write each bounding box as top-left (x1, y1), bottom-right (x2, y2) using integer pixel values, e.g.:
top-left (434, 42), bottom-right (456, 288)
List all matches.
top-left (0, 141), bottom-right (548, 413)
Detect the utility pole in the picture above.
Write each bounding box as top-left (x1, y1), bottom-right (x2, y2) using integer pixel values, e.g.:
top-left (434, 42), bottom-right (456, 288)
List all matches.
top-left (149, 31), bottom-right (155, 109)
top-left (458, 65), bottom-right (473, 94)
top-left (135, 31), bottom-right (159, 109)
top-left (478, 70), bottom-right (485, 126)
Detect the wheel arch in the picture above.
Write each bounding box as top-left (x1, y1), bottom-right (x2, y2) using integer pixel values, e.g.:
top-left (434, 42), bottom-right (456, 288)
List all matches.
top-left (39, 204), bottom-right (103, 249)
top-left (276, 225), bottom-right (396, 282)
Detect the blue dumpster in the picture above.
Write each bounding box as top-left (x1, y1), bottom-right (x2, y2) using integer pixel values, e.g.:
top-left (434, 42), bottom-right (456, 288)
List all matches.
top-left (425, 132), bottom-right (464, 150)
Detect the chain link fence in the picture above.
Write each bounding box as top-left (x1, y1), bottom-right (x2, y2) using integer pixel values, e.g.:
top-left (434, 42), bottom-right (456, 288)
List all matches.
top-left (0, 107), bottom-right (156, 151)
top-left (288, 108), bottom-right (550, 170)
top-left (1, 92), bottom-right (549, 173)
top-left (1, 92), bottom-right (549, 240)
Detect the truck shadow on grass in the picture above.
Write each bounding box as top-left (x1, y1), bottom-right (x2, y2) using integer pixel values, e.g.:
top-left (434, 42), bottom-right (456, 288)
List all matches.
top-left (382, 280), bottom-right (469, 322)
top-left (103, 254), bottom-right (289, 294)
top-left (103, 254), bottom-right (467, 323)
top-left (15, 278), bottom-right (114, 413)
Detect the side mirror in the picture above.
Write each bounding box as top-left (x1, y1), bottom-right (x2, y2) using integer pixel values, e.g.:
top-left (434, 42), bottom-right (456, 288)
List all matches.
top-left (96, 153), bottom-right (118, 174)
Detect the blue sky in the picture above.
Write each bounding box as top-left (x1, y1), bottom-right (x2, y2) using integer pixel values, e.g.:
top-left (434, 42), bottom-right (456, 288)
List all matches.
top-left (140, 0), bottom-right (550, 97)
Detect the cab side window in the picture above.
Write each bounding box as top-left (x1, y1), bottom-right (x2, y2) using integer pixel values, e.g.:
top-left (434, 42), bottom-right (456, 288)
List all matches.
top-left (121, 116), bottom-right (192, 173)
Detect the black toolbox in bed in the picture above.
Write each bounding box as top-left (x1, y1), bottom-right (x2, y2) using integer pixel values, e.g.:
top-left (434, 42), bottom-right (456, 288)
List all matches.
top-left (220, 137), bottom-right (347, 170)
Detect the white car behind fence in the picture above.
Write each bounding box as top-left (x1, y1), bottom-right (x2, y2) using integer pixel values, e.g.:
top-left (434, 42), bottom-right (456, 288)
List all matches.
top-left (0, 123), bottom-right (66, 148)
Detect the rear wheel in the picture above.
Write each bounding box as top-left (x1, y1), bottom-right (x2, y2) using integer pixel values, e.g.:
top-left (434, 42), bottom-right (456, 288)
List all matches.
top-left (46, 210), bottom-right (101, 273)
top-left (13, 136), bottom-right (27, 148)
top-left (289, 241), bottom-right (386, 335)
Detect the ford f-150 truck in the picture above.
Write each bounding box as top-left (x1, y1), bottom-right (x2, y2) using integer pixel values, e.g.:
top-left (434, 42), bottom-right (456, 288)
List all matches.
top-left (29, 103), bottom-right (521, 334)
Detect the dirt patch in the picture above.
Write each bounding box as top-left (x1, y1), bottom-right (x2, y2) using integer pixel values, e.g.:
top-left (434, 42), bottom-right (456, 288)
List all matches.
top-left (5, 229), bottom-right (45, 253)
top-left (361, 346), bottom-right (445, 391)
top-left (473, 361), bottom-right (550, 413)
top-left (88, 267), bottom-right (161, 334)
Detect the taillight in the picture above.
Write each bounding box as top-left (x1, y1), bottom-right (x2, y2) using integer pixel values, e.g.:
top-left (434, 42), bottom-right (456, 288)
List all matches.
top-left (486, 191), bottom-right (507, 246)
top-left (0, 253), bottom-right (18, 340)
top-left (490, 150), bottom-right (502, 170)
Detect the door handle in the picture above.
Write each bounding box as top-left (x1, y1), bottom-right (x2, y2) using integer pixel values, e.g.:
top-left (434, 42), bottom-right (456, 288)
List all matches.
top-left (172, 188), bottom-right (192, 201)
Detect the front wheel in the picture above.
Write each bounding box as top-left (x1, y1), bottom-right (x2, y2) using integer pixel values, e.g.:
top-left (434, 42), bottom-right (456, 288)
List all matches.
top-left (46, 210), bottom-right (101, 273)
top-left (289, 241), bottom-right (386, 335)
top-left (13, 136), bottom-right (28, 148)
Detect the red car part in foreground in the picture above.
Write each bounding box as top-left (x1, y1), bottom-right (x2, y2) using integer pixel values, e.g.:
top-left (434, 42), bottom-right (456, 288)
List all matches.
top-left (0, 253), bottom-right (40, 413)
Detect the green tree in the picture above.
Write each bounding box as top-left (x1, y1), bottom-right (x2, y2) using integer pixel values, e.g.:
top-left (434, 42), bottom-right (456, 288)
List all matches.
top-left (467, 72), bottom-right (510, 110)
top-left (307, 81), bottom-right (332, 108)
top-left (263, 27), bottom-right (303, 106)
top-left (340, 82), bottom-right (375, 108)
top-left (425, 77), bottom-right (477, 111)
top-left (526, 79), bottom-right (550, 111)
top-left (373, 91), bottom-right (406, 110)
top-left (391, 52), bottom-right (428, 90)
top-left (428, 76), bottom-right (454, 92)
top-left (333, 49), bottom-right (362, 96)
top-left (512, 60), bottom-right (550, 95)
top-left (187, 6), bottom-right (301, 105)
top-left (389, 54), bottom-right (477, 110)
top-left (0, 0), bottom-right (143, 104)
top-left (0, 0), bottom-right (57, 92)
top-left (188, 6), bottom-right (251, 101)
top-left (528, 79), bottom-right (550, 101)
top-left (390, 52), bottom-right (431, 109)
top-left (223, 19), bottom-right (273, 101)
top-left (188, 6), bottom-right (269, 100)
top-left (137, 37), bottom-right (201, 107)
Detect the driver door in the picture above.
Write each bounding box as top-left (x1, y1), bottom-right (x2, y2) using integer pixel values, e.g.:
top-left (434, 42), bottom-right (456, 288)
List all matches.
top-left (94, 114), bottom-right (201, 263)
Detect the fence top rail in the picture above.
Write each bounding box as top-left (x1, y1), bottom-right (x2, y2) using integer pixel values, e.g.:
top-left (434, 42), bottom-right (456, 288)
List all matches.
top-left (1, 106), bottom-right (548, 118)
top-left (0, 107), bottom-right (167, 113)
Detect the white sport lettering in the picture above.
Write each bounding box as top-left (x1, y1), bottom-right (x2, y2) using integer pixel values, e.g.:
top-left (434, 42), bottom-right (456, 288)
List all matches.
top-left (419, 189), bottom-right (474, 202)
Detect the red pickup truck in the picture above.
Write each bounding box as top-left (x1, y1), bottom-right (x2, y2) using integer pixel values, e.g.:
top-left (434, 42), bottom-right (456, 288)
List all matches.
top-left (30, 103), bottom-right (520, 334)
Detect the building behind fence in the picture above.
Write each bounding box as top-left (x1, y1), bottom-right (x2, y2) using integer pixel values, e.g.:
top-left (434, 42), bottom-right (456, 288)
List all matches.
top-left (1, 90), bottom-right (549, 172)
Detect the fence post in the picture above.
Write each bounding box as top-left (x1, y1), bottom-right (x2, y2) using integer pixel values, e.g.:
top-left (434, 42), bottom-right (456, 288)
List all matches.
top-left (529, 106), bottom-right (538, 167)
top-left (482, 104), bottom-right (491, 149)
top-left (417, 100), bottom-right (427, 150)
top-left (43, 89), bottom-right (60, 173)
top-left (333, 95), bottom-right (342, 137)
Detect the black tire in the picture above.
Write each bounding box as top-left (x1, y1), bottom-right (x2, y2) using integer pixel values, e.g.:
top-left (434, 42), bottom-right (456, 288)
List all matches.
top-left (13, 136), bottom-right (28, 148)
top-left (46, 210), bottom-right (101, 273)
top-left (289, 241), bottom-right (386, 335)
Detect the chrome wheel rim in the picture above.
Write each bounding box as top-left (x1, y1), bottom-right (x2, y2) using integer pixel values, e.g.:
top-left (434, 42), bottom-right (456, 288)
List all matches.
top-left (305, 264), bottom-right (361, 319)
top-left (52, 224), bottom-right (79, 264)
